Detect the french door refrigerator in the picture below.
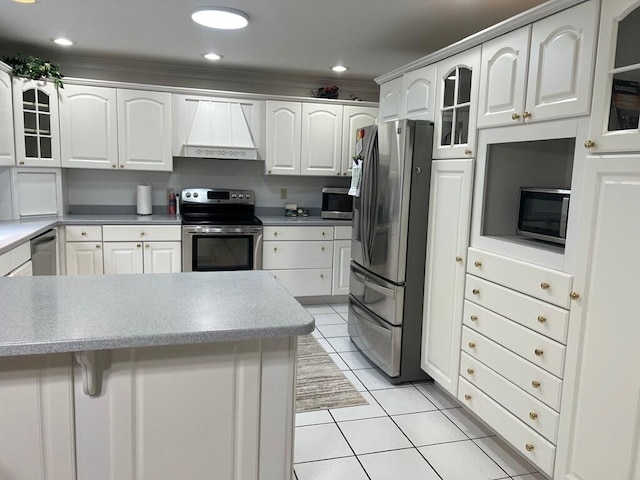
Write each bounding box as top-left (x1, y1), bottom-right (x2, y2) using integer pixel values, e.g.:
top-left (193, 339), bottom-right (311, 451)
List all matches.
top-left (349, 120), bottom-right (433, 383)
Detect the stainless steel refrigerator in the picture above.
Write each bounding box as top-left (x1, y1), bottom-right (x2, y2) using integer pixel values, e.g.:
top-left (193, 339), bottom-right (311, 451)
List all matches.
top-left (348, 120), bottom-right (433, 383)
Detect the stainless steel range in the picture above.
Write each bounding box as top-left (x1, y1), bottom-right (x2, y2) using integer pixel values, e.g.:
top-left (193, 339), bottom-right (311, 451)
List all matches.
top-left (181, 188), bottom-right (263, 272)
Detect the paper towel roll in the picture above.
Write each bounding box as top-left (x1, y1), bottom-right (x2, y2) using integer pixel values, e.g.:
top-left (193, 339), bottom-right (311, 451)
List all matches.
top-left (137, 184), bottom-right (152, 215)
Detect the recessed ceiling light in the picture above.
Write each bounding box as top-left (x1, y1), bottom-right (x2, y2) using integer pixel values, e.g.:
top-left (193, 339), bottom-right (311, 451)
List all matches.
top-left (203, 53), bottom-right (223, 61)
top-left (332, 65), bottom-right (348, 73)
top-left (192, 7), bottom-right (249, 30)
top-left (12, 0), bottom-right (38, 4)
top-left (51, 38), bottom-right (75, 46)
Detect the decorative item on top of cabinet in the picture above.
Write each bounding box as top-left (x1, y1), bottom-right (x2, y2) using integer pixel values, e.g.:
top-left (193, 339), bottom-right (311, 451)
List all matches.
top-left (421, 159), bottom-right (474, 396)
top-left (477, 0), bottom-right (598, 129)
top-left (12, 78), bottom-right (61, 167)
top-left (587, 0), bottom-right (640, 153)
top-left (402, 64), bottom-right (437, 121)
top-left (0, 69), bottom-right (15, 166)
top-left (379, 76), bottom-right (403, 122)
top-left (433, 47), bottom-right (481, 159)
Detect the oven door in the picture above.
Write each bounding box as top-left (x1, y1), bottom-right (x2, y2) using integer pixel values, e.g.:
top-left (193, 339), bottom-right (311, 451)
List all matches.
top-left (182, 225), bottom-right (263, 272)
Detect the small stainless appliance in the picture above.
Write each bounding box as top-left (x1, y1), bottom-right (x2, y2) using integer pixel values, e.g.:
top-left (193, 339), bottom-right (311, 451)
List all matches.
top-left (30, 229), bottom-right (57, 276)
top-left (517, 187), bottom-right (570, 244)
top-left (321, 187), bottom-right (353, 220)
top-left (181, 188), bottom-right (263, 272)
top-left (349, 120), bottom-right (434, 383)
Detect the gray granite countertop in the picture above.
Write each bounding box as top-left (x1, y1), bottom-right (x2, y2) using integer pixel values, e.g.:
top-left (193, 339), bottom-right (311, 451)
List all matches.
top-left (258, 215), bottom-right (352, 226)
top-left (0, 271), bottom-right (314, 356)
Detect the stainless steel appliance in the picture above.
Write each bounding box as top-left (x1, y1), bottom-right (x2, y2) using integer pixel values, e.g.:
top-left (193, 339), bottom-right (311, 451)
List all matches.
top-left (517, 187), bottom-right (570, 244)
top-left (30, 229), bottom-right (57, 276)
top-left (181, 188), bottom-right (263, 272)
top-left (348, 120), bottom-right (434, 383)
top-left (321, 186), bottom-right (353, 220)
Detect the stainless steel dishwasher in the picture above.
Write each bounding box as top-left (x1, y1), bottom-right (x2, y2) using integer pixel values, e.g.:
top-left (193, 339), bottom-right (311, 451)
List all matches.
top-left (30, 229), bottom-right (57, 275)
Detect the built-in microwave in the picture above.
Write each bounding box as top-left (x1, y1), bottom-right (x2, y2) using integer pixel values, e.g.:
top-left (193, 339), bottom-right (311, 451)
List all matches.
top-left (517, 188), bottom-right (570, 244)
top-left (322, 187), bottom-right (353, 220)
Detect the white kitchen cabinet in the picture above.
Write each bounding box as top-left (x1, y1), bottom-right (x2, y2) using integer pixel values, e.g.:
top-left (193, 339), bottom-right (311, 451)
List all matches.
top-left (433, 47), bottom-right (481, 159)
top-left (7, 259), bottom-right (32, 276)
top-left (478, 1), bottom-right (597, 128)
top-left (555, 155), bottom-right (640, 480)
top-left (103, 241), bottom-right (144, 274)
top-left (265, 100), bottom-right (302, 175)
top-left (0, 70), bottom-right (15, 166)
top-left (586, 0), bottom-right (640, 153)
top-left (12, 78), bottom-right (61, 167)
top-left (402, 64), bottom-right (437, 121)
top-left (379, 76), bottom-right (403, 122)
top-left (143, 241), bottom-right (181, 274)
top-left (332, 239), bottom-right (351, 296)
top-left (59, 84), bottom-right (118, 169)
top-left (421, 159), bottom-right (473, 395)
top-left (0, 353), bottom-right (76, 480)
top-left (340, 105), bottom-right (377, 176)
top-left (65, 225), bottom-right (104, 276)
top-left (301, 103), bottom-right (343, 176)
top-left (117, 89), bottom-right (172, 171)
top-left (0, 241), bottom-right (30, 276)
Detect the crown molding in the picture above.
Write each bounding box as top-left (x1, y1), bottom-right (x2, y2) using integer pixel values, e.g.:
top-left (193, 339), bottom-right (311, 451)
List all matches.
top-left (374, 0), bottom-right (588, 84)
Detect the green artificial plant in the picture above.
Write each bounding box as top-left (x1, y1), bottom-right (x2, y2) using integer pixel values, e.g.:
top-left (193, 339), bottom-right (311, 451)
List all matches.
top-left (1, 54), bottom-right (64, 88)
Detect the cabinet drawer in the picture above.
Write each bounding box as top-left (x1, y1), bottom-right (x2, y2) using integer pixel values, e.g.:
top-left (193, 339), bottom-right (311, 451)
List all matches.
top-left (268, 269), bottom-right (332, 297)
top-left (1, 242), bottom-right (31, 276)
top-left (102, 225), bottom-right (181, 242)
top-left (334, 226), bottom-right (352, 240)
top-left (65, 225), bottom-right (102, 242)
top-left (465, 275), bottom-right (569, 344)
top-left (467, 248), bottom-right (573, 308)
top-left (263, 226), bottom-right (334, 241)
top-left (461, 327), bottom-right (562, 411)
top-left (460, 352), bottom-right (559, 443)
top-left (262, 241), bottom-right (333, 269)
top-left (458, 377), bottom-right (556, 477)
top-left (463, 301), bottom-right (566, 378)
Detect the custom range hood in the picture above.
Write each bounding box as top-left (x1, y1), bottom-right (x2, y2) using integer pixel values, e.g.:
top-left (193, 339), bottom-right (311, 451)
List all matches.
top-left (174, 96), bottom-right (263, 160)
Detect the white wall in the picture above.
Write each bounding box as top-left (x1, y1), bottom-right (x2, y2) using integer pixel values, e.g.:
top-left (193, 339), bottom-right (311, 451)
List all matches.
top-left (63, 158), bottom-right (351, 212)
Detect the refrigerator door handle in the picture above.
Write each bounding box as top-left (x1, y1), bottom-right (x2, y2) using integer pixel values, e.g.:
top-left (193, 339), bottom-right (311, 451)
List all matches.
top-left (351, 267), bottom-right (396, 297)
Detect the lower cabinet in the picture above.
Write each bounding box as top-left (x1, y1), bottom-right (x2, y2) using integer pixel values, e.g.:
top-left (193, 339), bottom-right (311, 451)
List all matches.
top-left (0, 241), bottom-right (31, 276)
top-left (332, 225), bottom-right (352, 296)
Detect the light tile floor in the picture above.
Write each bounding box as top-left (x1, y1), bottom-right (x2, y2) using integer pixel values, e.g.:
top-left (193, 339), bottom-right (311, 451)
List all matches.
top-left (295, 303), bottom-right (546, 480)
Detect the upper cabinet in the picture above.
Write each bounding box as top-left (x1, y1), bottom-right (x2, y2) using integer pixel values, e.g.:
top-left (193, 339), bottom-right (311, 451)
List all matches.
top-left (59, 85), bottom-right (118, 169)
top-left (0, 70), bottom-right (15, 166)
top-left (478, 1), bottom-right (598, 129)
top-left (379, 77), bottom-right (403, 122)
top-left (117, 89), bottom-right (172, 171)
top-left (587, 0), bottom-right (640, 153)
top-left (402, 64), bottom-right (437, 121)
top-left (265, 100), bottom-right (302, 175)
top-left (12, 78), bottom-right (61, 167)
top-left (433, 46), bottom-right (481, 159)
top-left (301, 103), bottom-right (343, 176)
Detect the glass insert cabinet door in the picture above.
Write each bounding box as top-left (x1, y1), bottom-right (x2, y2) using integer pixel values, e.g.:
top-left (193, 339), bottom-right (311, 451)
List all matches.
top-left (588, 0), bottom-right (640, 152)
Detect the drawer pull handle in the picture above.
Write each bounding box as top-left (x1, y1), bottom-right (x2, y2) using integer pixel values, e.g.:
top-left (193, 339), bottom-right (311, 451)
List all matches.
top-left (534, 349), bottom-right (544, 356)
top-left (570, 291), bottom-right (580, 300)
top-left (540, 282), bottom-right (550, 290)
top-left (321, 246), bottom-right (325, 251)
top-left (472, 289), bottom-right (480, 295)
top-left (320, 273), bottom-right (324, 278)
top-left (525, 443), bottom-right (535, 452)
top-left (273, 247), bottom-right (277, 252)
top-left (532, 380), bottom-right (541, 388)
top-left (81, 231), bottom-right (87, 236)
top-left (468, 342), bottom-right (476, 349)
top-left (322, 232), bottom-right (326, 236)
top-left (466, 368), bottom-right (474, 375)
top-left (537, 315), bottom-right (547, 323)
top-left (140, 232), bottom-right (146, 236)
top-left (464, 394), bottom-right (472, 401)
top-left (474, 261), bottom-right (482, 267)
top-left (470, 315), bottom-right (478, 321)
top-left (455, 256), bottom-right (463, 263)
top-left (529, 412), bottom-right (538, 420)
top-left (273, 232), bottom-right (278, 237)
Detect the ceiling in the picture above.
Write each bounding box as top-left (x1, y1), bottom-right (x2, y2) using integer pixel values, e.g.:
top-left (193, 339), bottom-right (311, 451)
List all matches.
top-left (0, 0), bottom-right (548, 84)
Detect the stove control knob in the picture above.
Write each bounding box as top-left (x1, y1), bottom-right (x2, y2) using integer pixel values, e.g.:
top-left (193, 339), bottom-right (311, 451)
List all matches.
top-left (232, 194), bottom-right (237, 199)
top-left (185, 192), bottom-right (191, 198)
top-left (245, 194), bottom-right (251, 199)
top-left (193, 192), bottom-right (199, 198)
top-left (239, 194), bottom-right (244, 199)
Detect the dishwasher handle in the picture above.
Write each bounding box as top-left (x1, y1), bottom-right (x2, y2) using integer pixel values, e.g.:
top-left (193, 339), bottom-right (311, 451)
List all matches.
top-left (30, 229), bottom-right (57, 248)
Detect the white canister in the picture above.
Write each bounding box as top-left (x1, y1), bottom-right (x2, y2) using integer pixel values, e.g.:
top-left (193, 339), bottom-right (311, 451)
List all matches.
top-left (136, 184), bottom-right (152, 215)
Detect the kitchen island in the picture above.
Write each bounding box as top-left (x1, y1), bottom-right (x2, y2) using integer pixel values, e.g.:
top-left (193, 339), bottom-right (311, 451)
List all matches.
top-left (0, 271), bottom-right (314, 480)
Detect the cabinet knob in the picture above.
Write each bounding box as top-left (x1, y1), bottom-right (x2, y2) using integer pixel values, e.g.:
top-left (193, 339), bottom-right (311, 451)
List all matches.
top-left (464, 394), bottom-right (472, 401)
top-left (584, 140), bottom-right (595, 149)
top-left (19, 161), bottom-right (25, 165)
top-left (273, 231), bottom-right (278, 237)
top-left (321, 246), bottom-right (325, 251)
top-left (136, 244), bottom-right (141, 248)
top-left (511, 112), bottom-right (521, 120)
top-left (532, 380), bottom-right (541, 388)
top-left (337, 172), bottom-right (341, 175)
top-left (466, 368), bottom-right (475, 375)
top-left (464, 149), bottom-right (472, 156)
top-left (119, 164), bottom-right (125, 168)
top-left (472, 289), bottom-right (480, 295)
top-left (96, 244), bottom-right (101, 249)
top-left (570, 291), bottom-right (580, 300)
top-left (540, 282), bottom-right (550, 290)
top-left (344, 172), bottom-right (348, 176)
top-left (522, 111), bottom-right (532, 119)
top-left (322, 231), bottom-right (326, 236)
top-left (112, 164), bottom-right (116, 168)
top-left (145, 243), bottom-right (150, 248)
top-left (525, 443), bottom-right (535, 452)
top-left (474, 261), bottom-right (482, 267)
top-left (455, 256), bottom-right (463, 263)
top-left (468, 341), bottom-right (476, 349)
top-left (470, 315), bottom-right (478, 321)
top-left (81, 231), bottom-right (87, 236)
top-left (268, 170), bottom-right (272, 174)
top-left (534, 348), bottom-right (544, 356)
top-left (273, 247), bottom-right (277, 252)
top-left (537, 315), bottom-right (547, 323)
top-left (529, 412), bottom-right (538, 420)
top-left (320, 273), bottom-right (324, 278)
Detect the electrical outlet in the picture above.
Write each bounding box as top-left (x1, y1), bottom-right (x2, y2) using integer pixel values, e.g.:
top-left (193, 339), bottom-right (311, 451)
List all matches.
top-left (280, 188), bottom-right (287, 199)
